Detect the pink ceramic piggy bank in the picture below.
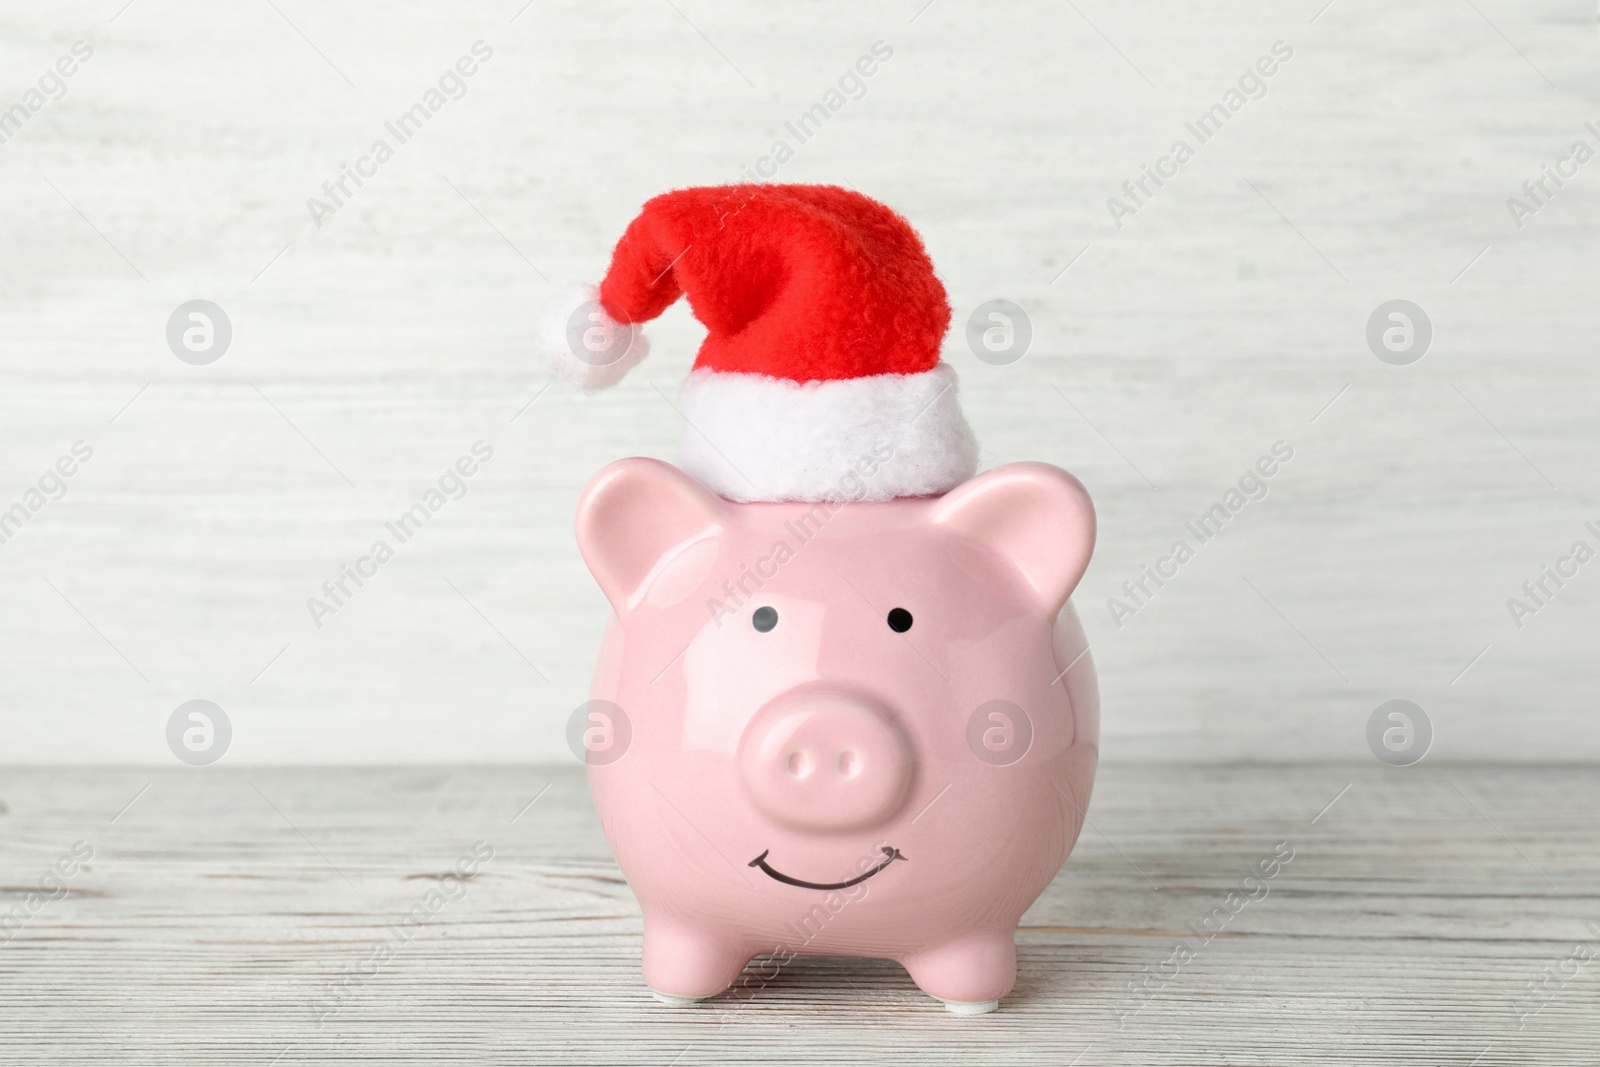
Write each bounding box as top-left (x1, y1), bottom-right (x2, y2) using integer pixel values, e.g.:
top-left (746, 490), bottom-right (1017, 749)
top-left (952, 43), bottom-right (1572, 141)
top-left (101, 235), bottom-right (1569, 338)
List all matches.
top-left (574, 456), bottom-right (1099, 1014)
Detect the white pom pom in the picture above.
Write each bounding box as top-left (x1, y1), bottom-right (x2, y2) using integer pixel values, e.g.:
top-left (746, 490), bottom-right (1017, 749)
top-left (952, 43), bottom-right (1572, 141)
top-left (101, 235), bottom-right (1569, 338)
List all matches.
top-left (534, 282), bottom-right (649, 391)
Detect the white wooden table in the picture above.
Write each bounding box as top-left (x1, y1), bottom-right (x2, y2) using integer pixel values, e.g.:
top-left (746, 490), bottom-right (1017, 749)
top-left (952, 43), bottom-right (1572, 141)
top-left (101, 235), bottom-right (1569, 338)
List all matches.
top-left (2, 763), bottom-right (1595, 1065)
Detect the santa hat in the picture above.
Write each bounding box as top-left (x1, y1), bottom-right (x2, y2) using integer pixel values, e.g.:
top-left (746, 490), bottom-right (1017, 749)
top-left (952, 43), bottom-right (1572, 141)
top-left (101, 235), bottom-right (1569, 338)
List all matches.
top-left (535, 184), bottom-right (978, 503)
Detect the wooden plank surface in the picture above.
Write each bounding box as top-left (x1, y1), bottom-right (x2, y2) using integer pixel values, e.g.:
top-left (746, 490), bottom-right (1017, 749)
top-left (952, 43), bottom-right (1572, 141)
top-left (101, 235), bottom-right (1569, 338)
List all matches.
top-left (2, 763), bottom-right (1596, 1065)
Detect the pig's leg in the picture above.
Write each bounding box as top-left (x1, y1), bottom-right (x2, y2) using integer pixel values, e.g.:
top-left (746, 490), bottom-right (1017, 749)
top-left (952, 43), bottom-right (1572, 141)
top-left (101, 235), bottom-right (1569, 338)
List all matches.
top-left (901, 928), bottom-right (1017, 1014)
top-left (642, 917), bottom-right (749, 1004)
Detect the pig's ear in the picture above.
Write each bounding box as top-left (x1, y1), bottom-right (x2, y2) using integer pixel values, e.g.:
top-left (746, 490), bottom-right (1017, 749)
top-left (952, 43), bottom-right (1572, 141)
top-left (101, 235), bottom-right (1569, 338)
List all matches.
top-left (576, 458), bottom-right (728, 613)
top-left (930, 462), bottom-right (1095, 613)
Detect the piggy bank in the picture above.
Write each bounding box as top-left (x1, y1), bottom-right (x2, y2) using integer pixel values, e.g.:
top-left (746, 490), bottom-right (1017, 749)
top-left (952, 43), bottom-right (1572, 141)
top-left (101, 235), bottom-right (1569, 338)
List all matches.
top-left (573, 456), bottom-right (1098, 1014)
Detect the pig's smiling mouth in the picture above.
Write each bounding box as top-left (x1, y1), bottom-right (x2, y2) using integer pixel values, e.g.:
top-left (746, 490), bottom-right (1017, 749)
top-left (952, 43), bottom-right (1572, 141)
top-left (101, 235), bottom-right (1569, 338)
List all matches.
top-left (748, 845), bottom-right (907, 890)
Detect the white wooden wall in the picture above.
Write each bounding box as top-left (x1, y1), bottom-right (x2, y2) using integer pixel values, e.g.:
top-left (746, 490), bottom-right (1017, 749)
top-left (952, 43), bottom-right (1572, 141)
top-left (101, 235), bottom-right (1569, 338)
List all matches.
top-left (1, 0), bottom-right (1596, 763)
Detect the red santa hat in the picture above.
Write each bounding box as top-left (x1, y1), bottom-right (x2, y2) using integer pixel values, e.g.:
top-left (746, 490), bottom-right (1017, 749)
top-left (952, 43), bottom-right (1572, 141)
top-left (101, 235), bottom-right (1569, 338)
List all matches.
top-left (535, 184), bottom-right (978, 503)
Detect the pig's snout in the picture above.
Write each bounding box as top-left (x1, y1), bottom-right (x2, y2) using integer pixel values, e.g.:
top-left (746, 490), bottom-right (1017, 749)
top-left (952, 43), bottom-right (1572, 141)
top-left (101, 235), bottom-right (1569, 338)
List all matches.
top-left (736, 691), bottom-right (913, 831)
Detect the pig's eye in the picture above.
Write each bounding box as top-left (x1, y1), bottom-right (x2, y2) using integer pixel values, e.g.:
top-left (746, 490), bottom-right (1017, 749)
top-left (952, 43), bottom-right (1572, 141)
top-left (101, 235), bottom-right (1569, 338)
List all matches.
top-left (752, 606), bottom-right (778, 632)
top-left (886, 607), bottom-right (913, 633)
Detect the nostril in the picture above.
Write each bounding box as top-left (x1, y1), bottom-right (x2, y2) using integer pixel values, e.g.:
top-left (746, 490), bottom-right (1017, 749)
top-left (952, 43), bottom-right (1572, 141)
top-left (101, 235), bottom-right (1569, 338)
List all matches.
top-left (787, 750), bottom-right (812, 778)
top-left (838, 751), bottom-right (859, 778)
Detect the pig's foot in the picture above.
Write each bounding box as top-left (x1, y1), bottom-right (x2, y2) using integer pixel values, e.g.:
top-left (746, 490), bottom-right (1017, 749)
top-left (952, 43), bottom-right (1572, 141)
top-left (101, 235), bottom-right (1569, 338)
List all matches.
top-left (902, 929), bottom-right (1016, 1013)
top-left (642, 919), bottom-right (749, 1002)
